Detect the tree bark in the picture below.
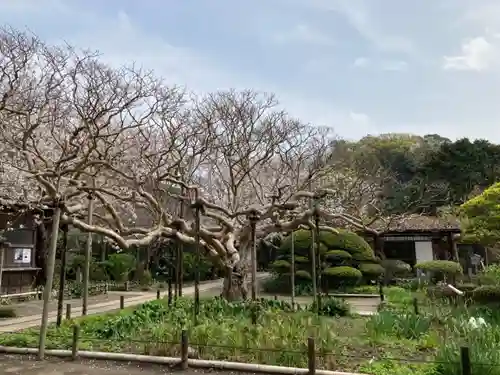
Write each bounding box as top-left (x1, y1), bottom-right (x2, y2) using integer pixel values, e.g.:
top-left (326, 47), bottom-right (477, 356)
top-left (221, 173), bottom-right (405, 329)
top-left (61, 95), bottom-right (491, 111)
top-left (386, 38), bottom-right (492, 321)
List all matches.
top-left (38, 205), bottom-right (61, 360)
top-left (221, 244), bottom-right (251, 301)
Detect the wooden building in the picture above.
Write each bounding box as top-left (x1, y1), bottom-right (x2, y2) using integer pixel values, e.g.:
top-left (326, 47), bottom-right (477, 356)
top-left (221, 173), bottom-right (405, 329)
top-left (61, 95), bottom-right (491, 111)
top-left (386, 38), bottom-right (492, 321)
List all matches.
top-left (0, 200), bottom-right (43, 295)
top-left (362, 215), bottom-right (462, 266)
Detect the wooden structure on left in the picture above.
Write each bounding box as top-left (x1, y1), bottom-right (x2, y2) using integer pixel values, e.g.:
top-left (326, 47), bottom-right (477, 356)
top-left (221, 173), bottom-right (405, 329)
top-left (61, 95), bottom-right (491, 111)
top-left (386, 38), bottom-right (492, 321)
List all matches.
top-left (0, 200), bottom-right (44, 295)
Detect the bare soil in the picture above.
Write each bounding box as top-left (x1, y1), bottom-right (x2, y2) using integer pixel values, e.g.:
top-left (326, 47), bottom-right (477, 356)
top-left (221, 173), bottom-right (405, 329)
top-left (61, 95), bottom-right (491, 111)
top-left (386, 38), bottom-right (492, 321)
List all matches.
top-left (0, 354), bottom-right (262, 375)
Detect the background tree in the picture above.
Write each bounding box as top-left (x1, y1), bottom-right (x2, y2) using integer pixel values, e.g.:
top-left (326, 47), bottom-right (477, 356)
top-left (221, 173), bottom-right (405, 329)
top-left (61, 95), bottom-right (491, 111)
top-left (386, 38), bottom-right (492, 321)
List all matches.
top-left (461, 182), bottom-right (500, 247)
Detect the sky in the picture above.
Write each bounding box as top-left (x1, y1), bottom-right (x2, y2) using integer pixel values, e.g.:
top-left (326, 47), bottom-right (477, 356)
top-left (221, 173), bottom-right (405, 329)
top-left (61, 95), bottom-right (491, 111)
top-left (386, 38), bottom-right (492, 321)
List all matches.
top-left (1, 0), bottom-right (500, 142)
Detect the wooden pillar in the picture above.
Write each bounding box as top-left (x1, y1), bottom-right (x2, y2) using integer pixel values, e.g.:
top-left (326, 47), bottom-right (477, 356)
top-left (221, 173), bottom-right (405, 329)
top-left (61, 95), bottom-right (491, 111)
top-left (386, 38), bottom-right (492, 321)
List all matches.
top-left (374, 234), bottom-right (385, 259)
top-left (447, 232), bottom-right (459, 262)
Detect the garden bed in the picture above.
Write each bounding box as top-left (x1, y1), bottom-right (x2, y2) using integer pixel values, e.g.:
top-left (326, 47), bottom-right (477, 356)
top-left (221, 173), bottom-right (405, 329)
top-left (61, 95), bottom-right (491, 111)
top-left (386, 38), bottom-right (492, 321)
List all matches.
top-left (0, 288), bottom-right (499, 375)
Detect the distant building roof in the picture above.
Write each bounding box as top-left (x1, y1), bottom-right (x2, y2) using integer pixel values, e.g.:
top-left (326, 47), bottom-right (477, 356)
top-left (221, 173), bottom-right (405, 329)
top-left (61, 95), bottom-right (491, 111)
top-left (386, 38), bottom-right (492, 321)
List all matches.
top-left (369, 214), bottom-right (461, 233)
top-left (327, 214), bottom-right (461, 234)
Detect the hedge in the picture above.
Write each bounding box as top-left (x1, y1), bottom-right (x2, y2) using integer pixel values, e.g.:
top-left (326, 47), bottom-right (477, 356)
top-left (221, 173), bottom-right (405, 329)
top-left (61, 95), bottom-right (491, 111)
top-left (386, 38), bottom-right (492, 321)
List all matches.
top-left (415, 260), bottom-right (463, 275)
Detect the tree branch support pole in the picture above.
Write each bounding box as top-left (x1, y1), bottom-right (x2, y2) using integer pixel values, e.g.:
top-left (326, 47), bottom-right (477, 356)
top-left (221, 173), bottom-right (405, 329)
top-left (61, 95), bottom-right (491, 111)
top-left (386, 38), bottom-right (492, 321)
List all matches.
top-left (291, 229), bottom-right (296, 308)
top-left (308, 192), bottom-right (318, 310)
top-left (56, 224), bottom-right (69, 327)
top-left (248, 209), bottom-right (260, 301)
top-left (192, 189), bottom-right (202, 325)
top-left (313, 196), bottom-right (322, 311)
top-left (177, 186), bottom-right (185, 298)
top-left (0, 239), bottom-right (6, 294)
top-left (82, 193), bottom-right (94, 316)
top-left (39, 200), bottom-right (62, 360)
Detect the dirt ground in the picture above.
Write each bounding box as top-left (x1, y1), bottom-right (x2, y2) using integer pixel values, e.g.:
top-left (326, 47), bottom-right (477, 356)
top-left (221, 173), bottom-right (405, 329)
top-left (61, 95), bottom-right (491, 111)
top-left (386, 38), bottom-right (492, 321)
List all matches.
top-left (0, 355), bottom-right (264, 375)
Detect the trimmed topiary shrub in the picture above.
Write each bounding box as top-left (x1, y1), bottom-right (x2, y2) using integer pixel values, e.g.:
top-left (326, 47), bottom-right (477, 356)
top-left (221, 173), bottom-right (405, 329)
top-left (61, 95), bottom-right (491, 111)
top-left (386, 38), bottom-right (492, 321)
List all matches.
top-left (266, 228), bottom-right (378, 294)
top-left (323, 266), bottom-right (362, 288)
top-left (472, 285), bottom-right (500, 304)
top-left (270, 259), bottom-right (291, 272)
top-left (358, 263), bottom-right (385, 278)
top-left (325, 250), bottom-right (352, 261)
top-left (478, 264), bottom-right (500, 285)
top-left (295, 270), bottom-right (312, 280)
top-left (415, 260), bottom-right (462, 283)
top-left (381, 259), bottom-right (411, 285)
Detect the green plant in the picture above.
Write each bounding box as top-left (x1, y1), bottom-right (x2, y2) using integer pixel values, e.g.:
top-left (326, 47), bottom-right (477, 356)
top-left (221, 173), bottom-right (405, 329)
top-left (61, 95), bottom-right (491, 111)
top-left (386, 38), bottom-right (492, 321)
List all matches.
top-left (105, 253), bottom-right (136, 282)
top-left (472, 285), bottom-right (500, 304)
top-left (310, 296), bottom-right (350, 317)
top-left (276, 229), bottom-right (377, 291)
top-left (366, 311), bottom-right (432, 340)
top-left (358, 263), bottom-right (385, 279)
top-left (415, 260), bottom-right (462, 283)
top-left (325, 250), bottom-right (352, 262)
top-left (322, 266), bottom-right (362, 288)
top-left (479, 264), bottom-right (500, 285)
top-left (381, 259), bottom-right (411, 284)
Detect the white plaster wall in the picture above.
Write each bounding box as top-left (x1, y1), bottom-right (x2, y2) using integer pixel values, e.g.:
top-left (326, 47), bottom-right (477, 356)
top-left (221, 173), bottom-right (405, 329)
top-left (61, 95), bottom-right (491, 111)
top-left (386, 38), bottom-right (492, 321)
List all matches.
top-left (415, 241), bottom-right (434, 263)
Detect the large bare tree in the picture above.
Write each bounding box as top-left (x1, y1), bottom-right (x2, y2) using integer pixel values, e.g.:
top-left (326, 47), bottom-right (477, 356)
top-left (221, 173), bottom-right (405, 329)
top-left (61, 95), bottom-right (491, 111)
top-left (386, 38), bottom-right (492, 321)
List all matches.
top-left (0, 28), bottom-right (403, 306)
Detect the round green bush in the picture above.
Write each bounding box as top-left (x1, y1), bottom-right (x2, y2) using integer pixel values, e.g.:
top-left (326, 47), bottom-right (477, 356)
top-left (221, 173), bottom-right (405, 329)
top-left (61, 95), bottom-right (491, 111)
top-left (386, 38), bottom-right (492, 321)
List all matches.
top-left (472, 285), bottom-right (500, 304)
top-left (358, 263), bottom-right (385, 277)
top-left (381, 259), bottom-right (411, 274)
top-left (295, 270), bottom-right (312, 280)
top-left (321, 230), bottom-right (375, 261)
top-left (294, 256), bottom-right (309, 263)
top-left (415, 260), bottom-right (463, 275)
top-left (323, 266), bottom-right (362, 279)
top-left (478, 264), bottom-right (500, 285)
top-left (270, 260), bottom-right (291, 272)
top-left (325, 250), bottom-right (352, 261)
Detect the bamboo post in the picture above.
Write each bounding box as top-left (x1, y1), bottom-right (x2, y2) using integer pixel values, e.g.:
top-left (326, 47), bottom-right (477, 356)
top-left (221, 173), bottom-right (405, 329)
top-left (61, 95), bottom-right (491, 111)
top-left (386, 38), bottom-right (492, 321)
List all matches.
top-left (248, 209), bottom-right (260, 301)
top-left (192, 188), bottom-right (201, 324)
top-left (308, 186), bottom-right (318, 310)
top-left (313, 196), bottom-right (322, 311)
top-left (307, 336), bottom-right (316, 375)
top-left (291, 230), bottom-right (296, 309)
top-left (0, 241), bottom-right (5, 294)
top-left (82, 193), bottom-right (94, 316)
top-left (56, 224), bottom-right (69, 327)
top-left (65, 303), bottom-right (71, 320)
top-left (461, 347), bottom-right (471, 375)
top-left (177, 185), bottom-right (185, 297)
top-left (38, 201), bottom-right (62, 360)
top-left (71, 325), bottom-right (80, 360)
top-left (181, 330), bottom-right (189, 369)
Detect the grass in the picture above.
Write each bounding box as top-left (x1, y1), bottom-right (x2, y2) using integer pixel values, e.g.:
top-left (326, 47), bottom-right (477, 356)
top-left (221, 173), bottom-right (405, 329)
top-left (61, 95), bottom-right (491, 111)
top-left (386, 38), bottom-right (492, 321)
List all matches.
top-left (1, 286), bottom-right (500, 375)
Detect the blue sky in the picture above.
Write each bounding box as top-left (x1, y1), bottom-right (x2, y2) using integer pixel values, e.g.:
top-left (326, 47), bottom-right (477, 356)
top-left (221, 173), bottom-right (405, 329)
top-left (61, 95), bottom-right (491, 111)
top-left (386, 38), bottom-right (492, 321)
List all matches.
top-left (1, 0), bottom-right (500, 142)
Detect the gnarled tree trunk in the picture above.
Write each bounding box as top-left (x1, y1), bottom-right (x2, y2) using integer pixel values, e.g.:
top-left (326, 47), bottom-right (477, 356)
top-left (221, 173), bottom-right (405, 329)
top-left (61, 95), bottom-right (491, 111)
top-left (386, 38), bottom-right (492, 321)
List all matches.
top-left (221, 242), bottom-right (251, 300)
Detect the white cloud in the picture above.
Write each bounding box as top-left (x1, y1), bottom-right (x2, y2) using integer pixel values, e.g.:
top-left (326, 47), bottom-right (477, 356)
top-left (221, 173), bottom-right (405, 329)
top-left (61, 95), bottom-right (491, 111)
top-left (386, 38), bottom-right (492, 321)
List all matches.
top-left (304, 0), bottom-right (417, 56)
top-left (443, 36), bottom-right (498, 71)
top-left (270, 24), bottom-right (334, 46)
